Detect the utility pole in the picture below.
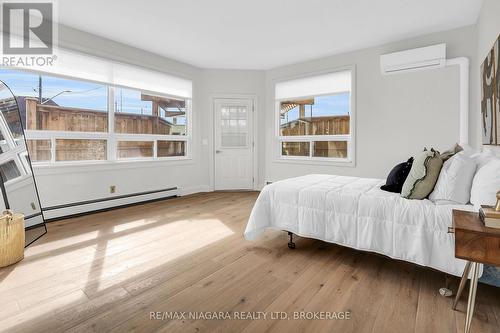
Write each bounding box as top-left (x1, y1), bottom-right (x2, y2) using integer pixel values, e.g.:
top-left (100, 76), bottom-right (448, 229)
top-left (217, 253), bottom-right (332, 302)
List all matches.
top-left (38, 75), bottom-right (42, 103)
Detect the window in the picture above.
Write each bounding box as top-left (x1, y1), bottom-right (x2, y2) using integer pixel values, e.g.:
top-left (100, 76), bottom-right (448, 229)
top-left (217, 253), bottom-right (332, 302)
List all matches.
top-left (220, 106), bottom-right (247, 147)
top-left (0, 66), bottom-right (192, 164)
top-left (113, 87), bottom-right (189, 160)
top-left (281, 141), bottom-right (309, 157)
top-left (0, 84), bottom-right (29, 184)
top-left (114, 87), bottom-right (187, 136)
top-left (36, 77), bottom-right (108, 133)
top-left (27, 140), bottom-right (51, 162)
top-left (0, 131), bottom-right (8, 153)
top-left (0, 160), bottom-right (21, 182)
top-left (55, 139), bottom-right (107, 161)
top-left (275, 70), bottom-right (353, 162)
top-left (0, 95), bottom-right (24, 146)
top-left (157, 140), bottom-right (185, 157)
top-left (117, 141), bottom-right (153, 159)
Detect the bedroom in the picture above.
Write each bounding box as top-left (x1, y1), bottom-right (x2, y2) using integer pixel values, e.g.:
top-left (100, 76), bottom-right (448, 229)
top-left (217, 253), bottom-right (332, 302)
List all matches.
top-left (0, 0), bottom-right (499, 332)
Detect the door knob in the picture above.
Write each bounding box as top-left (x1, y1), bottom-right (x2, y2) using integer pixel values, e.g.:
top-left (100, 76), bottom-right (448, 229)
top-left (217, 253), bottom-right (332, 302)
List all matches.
top-left (215, 150), bottom-right (222, 154)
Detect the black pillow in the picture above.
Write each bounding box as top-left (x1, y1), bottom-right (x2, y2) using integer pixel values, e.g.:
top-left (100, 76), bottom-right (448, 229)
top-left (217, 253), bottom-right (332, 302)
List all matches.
top-left (380, 157), bottom-right (414, 193)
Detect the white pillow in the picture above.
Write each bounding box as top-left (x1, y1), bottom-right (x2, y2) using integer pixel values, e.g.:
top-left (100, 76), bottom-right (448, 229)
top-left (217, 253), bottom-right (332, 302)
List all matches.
top-left (470, 159), bottom-right (500, 208)
top-left (429, 153), bottom-right (476, 204)
top-left (470, 150), bottom-right (497, 169)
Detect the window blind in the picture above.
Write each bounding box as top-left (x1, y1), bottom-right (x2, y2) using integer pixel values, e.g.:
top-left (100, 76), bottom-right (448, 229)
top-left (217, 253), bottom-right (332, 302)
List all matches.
top-left (275, 70), bottom-right (351, 100)
top-left (6, 43), bottom-right (192, 98)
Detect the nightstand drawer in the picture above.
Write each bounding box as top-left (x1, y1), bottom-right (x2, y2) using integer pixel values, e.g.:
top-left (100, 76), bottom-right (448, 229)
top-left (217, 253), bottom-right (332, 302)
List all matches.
top-left (455, 229), bottom-right (500, 266)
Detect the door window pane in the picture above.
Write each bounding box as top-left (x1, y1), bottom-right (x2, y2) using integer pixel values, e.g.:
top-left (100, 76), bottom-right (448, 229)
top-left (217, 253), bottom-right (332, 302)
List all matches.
top-left (55, 139), bottom-right (107, 161)
top-left (114, 88), bottom-right (187, 135)
top-left (117, 141), bottom-right (153, 159)
top-left (313, 141), bottom-right (348, 158)
top-left (27, 139), bottom-right (51, 162)
top-left (281, 142), bottom-right (310, 157)
top-left (157, 140), bottom-right (185, 157)
top-left (220, 106), bottom-right (247, 147)
top-left (280, 93), bottom-right (350, 136)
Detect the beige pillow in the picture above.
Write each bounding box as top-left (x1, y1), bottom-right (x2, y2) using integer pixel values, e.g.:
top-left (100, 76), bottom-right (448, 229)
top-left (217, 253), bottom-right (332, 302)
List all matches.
top-left (440, 143), bottom-right (463, 161)
top-left (401, 148), bottom-right (443, 199)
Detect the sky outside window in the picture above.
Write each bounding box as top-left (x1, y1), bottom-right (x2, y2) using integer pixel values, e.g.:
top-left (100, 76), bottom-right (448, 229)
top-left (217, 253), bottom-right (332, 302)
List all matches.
top-left (281, 93), bottom-right (350, 125)
top-left (0, 69), bottom-right (108, 111)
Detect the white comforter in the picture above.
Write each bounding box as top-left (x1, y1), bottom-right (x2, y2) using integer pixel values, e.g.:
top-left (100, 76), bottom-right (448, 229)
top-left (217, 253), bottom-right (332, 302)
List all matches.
top-left (244, 174), bottom-right (477, 277)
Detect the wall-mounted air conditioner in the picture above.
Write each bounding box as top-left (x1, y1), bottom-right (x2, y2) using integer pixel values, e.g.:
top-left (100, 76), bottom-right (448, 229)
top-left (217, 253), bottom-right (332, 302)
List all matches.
top-left (380, 43), bottom-right (446, 75)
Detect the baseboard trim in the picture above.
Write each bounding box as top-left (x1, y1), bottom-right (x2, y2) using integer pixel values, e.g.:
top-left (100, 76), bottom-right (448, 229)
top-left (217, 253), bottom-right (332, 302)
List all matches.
top-left (42, 187), bottom-right (179, 221)
top-left (44, 194), bottom-right (178, 223)
top-left (25, 212), bottom-right (43, 220)
top-left (41, 186), bottom-right (216, 222)
top-left (178, 185), bottom-right (211, 196)
top-left (43, 187), bottom-right (178, 211)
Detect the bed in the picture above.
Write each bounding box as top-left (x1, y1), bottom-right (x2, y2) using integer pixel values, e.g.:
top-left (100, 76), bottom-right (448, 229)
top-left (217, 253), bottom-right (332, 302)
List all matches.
top-left (244, 174), bottom-right (478, 277)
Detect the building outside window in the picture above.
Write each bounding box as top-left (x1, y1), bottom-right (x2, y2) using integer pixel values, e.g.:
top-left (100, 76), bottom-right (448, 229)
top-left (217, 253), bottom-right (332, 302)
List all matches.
top-left (0, 66), bottom-right (191, 164)
top-left (275, 69), bottom-right (354, 163)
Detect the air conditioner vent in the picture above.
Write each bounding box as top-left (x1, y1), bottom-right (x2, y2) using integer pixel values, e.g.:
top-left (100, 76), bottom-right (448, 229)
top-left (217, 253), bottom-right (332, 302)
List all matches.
top-left (380, 44), bottom-right (446, 75)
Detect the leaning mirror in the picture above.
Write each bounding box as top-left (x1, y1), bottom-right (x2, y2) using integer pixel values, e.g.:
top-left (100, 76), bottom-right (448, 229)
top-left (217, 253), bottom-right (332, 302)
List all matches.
top-left (0, 80), bottom-right (46, 247)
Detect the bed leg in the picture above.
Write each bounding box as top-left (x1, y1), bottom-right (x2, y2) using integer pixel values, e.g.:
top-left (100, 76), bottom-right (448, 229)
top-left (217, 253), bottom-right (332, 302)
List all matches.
top-left (287, 232), bottom-right (296, 249)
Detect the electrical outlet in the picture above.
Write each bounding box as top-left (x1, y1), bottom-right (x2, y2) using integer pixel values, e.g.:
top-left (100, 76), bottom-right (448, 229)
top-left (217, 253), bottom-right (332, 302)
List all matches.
top-left (110, 185), bottom-right (116, 193)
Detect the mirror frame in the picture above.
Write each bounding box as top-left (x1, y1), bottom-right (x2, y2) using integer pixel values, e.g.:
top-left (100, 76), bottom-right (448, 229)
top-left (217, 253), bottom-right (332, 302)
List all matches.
top-left (0, 79), bottom-right (47, 247)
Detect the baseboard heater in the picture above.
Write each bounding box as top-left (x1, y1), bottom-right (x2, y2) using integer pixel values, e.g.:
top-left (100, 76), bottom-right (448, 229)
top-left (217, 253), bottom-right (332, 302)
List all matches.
top-left (43, 187), bottom-right (178, 222)
top-left (25, 212), bottom-right (45, 229)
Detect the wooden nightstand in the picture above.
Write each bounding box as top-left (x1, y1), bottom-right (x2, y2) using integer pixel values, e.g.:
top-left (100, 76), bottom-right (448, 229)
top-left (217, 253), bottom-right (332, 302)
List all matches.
top-left (451, 209), bottom-right (500, 333)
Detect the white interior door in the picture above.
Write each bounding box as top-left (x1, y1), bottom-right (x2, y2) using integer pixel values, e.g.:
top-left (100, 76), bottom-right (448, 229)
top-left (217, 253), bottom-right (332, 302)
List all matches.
top-left (214, 98), bottom-right (254, 190)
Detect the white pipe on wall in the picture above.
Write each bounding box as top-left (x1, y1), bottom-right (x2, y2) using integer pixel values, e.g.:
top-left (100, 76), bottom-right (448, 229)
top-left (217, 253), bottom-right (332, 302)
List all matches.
top-left (445, 57), bottom-right (469, 146)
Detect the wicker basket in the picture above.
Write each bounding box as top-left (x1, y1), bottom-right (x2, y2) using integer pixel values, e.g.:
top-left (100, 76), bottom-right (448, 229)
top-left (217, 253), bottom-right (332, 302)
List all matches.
top-left (0, 210), bottom-right (25, 268)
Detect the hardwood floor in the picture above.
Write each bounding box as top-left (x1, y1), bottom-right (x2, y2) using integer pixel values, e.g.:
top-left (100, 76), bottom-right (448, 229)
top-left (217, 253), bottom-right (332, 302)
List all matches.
top-left (0, 192), bottom-right (499, 333)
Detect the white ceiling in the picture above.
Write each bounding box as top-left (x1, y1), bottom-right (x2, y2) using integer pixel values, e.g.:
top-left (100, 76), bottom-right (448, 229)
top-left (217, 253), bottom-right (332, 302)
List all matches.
top-left (58, 0), bottom-right (483, 70)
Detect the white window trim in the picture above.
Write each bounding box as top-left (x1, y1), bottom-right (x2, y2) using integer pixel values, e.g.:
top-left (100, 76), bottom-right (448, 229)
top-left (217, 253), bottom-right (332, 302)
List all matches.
top-left (274, 66), bottom-right (356, 167)
top-left (22, 83), bottom-right (192, 165)
top-left (0, 110), bottom-right (30, 185)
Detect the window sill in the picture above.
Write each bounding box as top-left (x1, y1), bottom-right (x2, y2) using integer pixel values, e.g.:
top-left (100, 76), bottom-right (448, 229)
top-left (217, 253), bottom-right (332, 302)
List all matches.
top-left (32, 157), bottom-right (196, 175)
top-left (273, 157), bottom-right (355, 167)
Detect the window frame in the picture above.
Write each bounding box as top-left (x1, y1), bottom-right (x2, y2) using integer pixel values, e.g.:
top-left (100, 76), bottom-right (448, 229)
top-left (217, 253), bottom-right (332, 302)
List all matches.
top-left (16, 72), bottom-right (193, 165)
top-left (274, 67), bottom-right (355, 166)
top-left (0, 109), bottom-right (32, 185)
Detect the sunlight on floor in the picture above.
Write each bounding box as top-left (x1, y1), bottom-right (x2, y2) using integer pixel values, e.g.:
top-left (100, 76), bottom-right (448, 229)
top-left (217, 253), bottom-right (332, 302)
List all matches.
top-left (108, 217), bottom-right (157, 233)
top-left (24, 230), bottom-right (101, 255)
top-left (0, 218), bottom-right (234, 330)
top-left (83, 218), bottom-right (235, 294)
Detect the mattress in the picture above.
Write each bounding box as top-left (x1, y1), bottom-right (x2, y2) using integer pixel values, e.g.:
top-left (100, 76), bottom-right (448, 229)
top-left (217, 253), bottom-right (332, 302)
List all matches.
top-left (244, 174), bottom-right (478, 277)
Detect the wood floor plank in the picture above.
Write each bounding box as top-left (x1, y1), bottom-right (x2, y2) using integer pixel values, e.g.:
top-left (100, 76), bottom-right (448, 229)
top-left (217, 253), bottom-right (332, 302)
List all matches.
top-left (414, 269), bottom-right (458, 333)
top-left (0, 191), bottom-right (499, 333)
top-left (366, 260), bottom-right (420, 333)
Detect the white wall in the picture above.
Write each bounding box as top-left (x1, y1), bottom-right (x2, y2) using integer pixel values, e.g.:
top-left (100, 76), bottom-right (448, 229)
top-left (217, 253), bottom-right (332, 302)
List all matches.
top-left (4, 176), bottom-right (43, 227)
top-left (476, 0), bottom-right (500, 62)
top-left (264, 26), bottom-right (478, 182)
top-left (32, 28), bottom-right (268, 219)
top-left (198, 69), bottom-right (266, 189)
top-left (33, 25), bottom-right (209, 219)
top-left (475, 0), bottom-right (500, 155)
top-left (27, 23), bottom-right (482, 219)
